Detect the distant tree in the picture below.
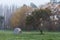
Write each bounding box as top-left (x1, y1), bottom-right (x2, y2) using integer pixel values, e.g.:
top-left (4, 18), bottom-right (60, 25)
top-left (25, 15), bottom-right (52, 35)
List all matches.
top-left (30, 2), bottom-right (37, 8)
top-left (0, 16), bottom-right (4, 23)
top-left (0, 16), bottom-right (4, 29)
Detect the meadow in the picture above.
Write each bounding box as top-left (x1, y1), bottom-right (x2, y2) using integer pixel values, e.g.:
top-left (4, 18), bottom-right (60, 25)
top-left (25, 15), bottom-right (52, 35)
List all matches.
top-left (0, 30), bottom-right (60, 40)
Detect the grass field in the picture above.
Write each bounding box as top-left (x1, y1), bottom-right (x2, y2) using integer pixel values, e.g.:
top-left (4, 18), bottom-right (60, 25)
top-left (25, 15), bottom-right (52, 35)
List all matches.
top-left (0, 30), bottom-right (60, 40)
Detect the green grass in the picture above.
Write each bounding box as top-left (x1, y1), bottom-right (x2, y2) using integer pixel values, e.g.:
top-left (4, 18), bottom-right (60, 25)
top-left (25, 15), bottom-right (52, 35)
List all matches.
top-left (0, 30), bottom-right (60, 40)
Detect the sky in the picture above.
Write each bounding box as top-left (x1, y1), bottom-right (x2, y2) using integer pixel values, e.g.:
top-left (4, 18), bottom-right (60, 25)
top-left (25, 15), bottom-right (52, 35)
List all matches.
top-left (0, 0), bottom-right (50, 6)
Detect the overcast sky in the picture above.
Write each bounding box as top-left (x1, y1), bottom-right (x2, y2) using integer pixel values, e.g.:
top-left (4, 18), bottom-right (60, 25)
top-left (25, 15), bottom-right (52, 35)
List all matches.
top-left (0, 0), bottom-right (50, 6)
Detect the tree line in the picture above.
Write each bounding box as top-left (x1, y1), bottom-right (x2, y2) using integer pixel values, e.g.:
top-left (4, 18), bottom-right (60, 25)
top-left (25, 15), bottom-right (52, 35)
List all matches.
top-left (9, 5), bottom-right (60, 31)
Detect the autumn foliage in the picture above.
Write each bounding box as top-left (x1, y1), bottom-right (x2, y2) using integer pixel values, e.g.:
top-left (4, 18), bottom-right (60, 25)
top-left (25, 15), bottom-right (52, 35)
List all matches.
top-left (10, 5), bottom-right (33, 28)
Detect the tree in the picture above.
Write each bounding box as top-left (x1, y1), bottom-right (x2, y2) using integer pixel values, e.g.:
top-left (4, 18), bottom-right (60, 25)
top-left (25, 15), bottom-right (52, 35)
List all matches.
top-left (10, 5), bottom-right (33, 29)
top-left (0, 16), bottom-right (4, 29)
top-left (0, 16), bottom-right (4, 24)
top-left (30, 2), bottom-right (37, 8)
top-left (26, 9), bottom-right (51, 34)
